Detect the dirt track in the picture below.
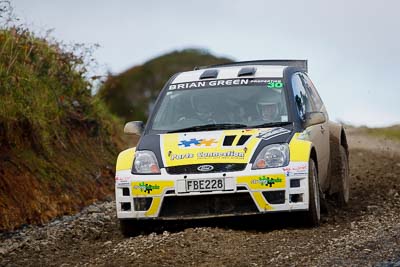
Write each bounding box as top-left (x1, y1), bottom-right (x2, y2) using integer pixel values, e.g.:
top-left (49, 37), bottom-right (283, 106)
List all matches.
top-left (1, 129), bottom-right (400, 267)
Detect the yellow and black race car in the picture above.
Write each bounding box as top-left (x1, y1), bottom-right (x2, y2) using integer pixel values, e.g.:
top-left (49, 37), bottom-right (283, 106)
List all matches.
top-left (115, 60), bottom-right (349, 236)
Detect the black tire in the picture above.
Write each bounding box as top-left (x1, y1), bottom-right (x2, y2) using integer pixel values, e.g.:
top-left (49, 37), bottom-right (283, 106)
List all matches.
top-left (302, 158), bottom-right (321, 227)
top-left (335, 145), bottom-right (350, 206)
top-left (120, 219), bottom-right (141, 237)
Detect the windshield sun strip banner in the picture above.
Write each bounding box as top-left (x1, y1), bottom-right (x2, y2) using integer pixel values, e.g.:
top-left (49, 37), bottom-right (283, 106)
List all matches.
top-left (168, 78), bottom-right (284, 90)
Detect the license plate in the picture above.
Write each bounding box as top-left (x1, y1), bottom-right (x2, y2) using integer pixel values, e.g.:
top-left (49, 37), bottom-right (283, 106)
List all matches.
top-left (186, 178), bottom-right (225, 192)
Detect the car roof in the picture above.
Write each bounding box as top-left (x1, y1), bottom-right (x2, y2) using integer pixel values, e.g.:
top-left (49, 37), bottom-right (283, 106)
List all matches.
top-left (171, 60), bottom-right (307, 84)
top-left (172, 65), bottom-right (286, 84)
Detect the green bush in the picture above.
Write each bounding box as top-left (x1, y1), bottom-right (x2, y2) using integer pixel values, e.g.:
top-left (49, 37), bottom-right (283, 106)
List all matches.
top-left (0, 27), bottom-right (119, 153)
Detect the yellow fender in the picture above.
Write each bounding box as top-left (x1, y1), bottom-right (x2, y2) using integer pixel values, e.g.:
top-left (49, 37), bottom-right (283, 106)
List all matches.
top-left (116, 147), bottom-right (136, 172)
top-left (289, 133), bottom-right (312, 162)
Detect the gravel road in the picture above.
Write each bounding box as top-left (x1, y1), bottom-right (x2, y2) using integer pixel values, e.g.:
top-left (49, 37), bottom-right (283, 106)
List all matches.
top-left (1, 130), bottom-right (400, 267)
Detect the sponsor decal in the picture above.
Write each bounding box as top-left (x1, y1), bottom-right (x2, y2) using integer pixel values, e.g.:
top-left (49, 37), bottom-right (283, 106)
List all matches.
top-left (282, 165), bottom-right (307, 172)
top-left (116, 181), bottom-right (130, 187)
top-left (131, 181), bottom-right (174, 197)
top-left (283, 164), bottom-right (308, 177)
top-left (197, 151), bottom-right (244, 159)
top-left (251, 176), bottom-right (283, 187)
top-left (170, 151), bottom-right (244, 160)
top-left (199, 139), bottom-right (218, 146)
top-left (256, 127), bottom-right (291, 140)
top-left (115, 176), bottom-right (130, 182)
top-left (285, 171), bottom-right (308, 177)
top-left (179, 138), bottom-right (218, 148)
top-left (168, 78), bottom-right (284, 90)
top-left (267, 81), bottom-right (284, 88)
top-left (163, 129), bottom-right (260, 166)
top-left (133, 182), bottom-right (160, 194)
top-left (170, 153), bottom-right (194, 160)
top-left (115, 176), bottom-right (130, 186)
top-left (179, 138), bottom-right (201, 147)
top-left (237, 174), bottom-right (285, 190)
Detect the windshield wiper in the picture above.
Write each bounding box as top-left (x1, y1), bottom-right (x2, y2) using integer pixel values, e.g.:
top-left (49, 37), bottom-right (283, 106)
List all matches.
top-left (248, 121), bottom-right (293, 128)
top-left (168, 123), bottom-right (248, 133)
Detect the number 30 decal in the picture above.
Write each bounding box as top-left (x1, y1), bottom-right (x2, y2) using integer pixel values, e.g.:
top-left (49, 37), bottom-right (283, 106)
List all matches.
top-left (267, 81), bottom-right (283, 88)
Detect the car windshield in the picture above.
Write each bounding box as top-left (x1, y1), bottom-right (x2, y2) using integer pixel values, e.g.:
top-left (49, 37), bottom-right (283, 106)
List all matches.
top-left (149, 79), bottom-right (289, 133)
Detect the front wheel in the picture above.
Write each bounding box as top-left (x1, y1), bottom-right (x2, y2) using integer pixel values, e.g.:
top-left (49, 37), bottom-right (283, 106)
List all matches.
top-left (302, 158), bottom-right (321, 227)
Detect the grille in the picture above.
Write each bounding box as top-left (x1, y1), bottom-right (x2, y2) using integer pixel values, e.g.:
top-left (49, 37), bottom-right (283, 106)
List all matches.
top-left (133, 197), bottom-right (152, 211)
top-left (262, 190), bottom-right (285, 204)
top-left (159, 193), bottom-right (258, 218)
top-left (166, 163), bottom-right (246, 174)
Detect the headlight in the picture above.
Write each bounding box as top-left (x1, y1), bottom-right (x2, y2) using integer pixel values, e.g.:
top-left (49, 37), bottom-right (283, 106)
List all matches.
top-left (132, 151), bottom-right (160, 174)
top-left (252, 144), bottom-right (289, 169)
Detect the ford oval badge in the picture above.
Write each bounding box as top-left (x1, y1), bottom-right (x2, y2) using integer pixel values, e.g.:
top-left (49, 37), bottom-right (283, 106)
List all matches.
top-left (197, 165), bottom-right (214, 172)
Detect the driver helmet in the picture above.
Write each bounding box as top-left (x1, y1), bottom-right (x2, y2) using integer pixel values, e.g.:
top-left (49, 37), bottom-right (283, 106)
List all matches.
top-left (256, 101), bottom-right (279, 121)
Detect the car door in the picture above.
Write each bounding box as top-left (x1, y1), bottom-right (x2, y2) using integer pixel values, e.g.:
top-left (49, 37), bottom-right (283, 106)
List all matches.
top-left (291, 73), bottom-right (329, 186)
top-left (300, 74), bottom-right (330, 188)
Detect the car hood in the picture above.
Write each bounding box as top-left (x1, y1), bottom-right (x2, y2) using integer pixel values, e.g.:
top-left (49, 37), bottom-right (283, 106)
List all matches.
top-left (137, 126), bottom-right (294, 167)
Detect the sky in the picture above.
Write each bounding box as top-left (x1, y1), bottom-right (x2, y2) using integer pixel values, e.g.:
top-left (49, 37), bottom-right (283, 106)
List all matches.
top-left (10, 0), bottom-right (400, 127)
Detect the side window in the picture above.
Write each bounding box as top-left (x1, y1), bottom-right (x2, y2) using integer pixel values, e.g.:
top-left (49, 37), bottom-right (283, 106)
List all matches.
top-left (301, 74), bottom-right (324, 111)
top-left (291, 74), bottom-right (312, 120)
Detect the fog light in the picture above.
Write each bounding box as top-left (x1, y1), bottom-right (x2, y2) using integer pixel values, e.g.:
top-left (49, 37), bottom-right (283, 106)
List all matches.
top-left (289, 194), bottom-right (303, 203)
top-left (262, 190), bottom-right (285, 204)
top-left (133, 197), bottom-right (152, 211)
top-left (121, 202), bottom-right (131, 211)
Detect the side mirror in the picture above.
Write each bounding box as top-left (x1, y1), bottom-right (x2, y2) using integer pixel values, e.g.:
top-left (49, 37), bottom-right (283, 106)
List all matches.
top-left (304, 112), bottom-right (326, 128)
top-left (124, 121), bottom-right (144, 135)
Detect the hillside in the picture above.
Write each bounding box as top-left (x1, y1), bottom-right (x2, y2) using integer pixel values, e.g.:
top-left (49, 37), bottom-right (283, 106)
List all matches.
top-left (0, 27), bottom-right (124, 231)
top-left (98, 49), bottom-right (232, 121)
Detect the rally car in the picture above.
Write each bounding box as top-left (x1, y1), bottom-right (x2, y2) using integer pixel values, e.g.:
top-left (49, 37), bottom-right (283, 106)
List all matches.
top-left (115, 60), bottom-right (350, 236)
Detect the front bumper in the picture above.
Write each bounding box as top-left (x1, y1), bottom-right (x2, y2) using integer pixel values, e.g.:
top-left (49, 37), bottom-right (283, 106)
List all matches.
top-left (115, 162), bottom-right (309, 220)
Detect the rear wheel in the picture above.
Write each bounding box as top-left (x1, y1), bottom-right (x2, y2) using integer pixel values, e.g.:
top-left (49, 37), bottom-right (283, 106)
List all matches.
top-left (335, 145), bottom-right (350, 206)
top-left (302, 158), bottom-right (321, 227)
